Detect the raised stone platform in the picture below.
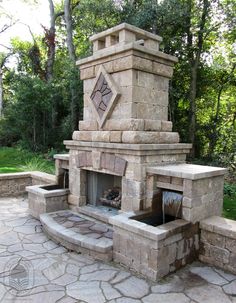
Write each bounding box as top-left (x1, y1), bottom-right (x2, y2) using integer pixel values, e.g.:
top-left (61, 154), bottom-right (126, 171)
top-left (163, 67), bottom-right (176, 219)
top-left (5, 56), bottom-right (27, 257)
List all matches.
top-left (40, 210), bottom-right (113, 261)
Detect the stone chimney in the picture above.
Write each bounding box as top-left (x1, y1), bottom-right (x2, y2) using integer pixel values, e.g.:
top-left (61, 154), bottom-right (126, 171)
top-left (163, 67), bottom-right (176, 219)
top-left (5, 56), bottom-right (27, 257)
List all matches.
top-left (64, 23), bottom-right (192, 212)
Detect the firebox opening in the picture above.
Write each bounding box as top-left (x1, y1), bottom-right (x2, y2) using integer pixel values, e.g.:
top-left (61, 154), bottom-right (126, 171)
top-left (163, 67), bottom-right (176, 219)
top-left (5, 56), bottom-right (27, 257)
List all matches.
top-left (86, 171), bottom-right (122, 210)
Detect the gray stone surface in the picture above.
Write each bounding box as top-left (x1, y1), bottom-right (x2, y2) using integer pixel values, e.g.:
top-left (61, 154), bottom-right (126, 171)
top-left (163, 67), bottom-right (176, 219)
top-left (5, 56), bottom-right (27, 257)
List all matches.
top-left (0, 196), bottom-right (235, 303)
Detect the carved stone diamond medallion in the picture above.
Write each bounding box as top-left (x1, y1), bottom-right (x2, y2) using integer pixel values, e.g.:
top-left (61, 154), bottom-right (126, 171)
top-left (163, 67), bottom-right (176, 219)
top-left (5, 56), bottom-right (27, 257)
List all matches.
top-left (89, 65), bottom-right (120, 128)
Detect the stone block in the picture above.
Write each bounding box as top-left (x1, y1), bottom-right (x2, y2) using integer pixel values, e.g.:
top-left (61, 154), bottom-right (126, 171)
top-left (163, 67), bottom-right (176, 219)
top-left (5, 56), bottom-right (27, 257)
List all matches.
top-left (92, 131), bottom-right (110, 142)
top-left (93, 39), bottom-right (105, 52)
top-left (100, 153), bottom-right (116, 172)
top-left (77, 152), bottom-right (92, 168)
top-left (110, 131), bottom-right (122, 143)
top-left (111, 70), bottom-right (134, 87)
top-left (201, 230), bottom-right (226, 248)
top-left (136, 70), bottom-right (155, 87)
top-left (92, 151), bottom-right (101, 169)
top-left (144, 39), bottom-right (159, 50)
top-left (171, 177), bottom-right (183, 186)
top-left (80, 66), bottom-right (95, 80)
top-left (105, 34), bottom-right (117, 47)
top-left (225, 238), bottom-right (236, 254)
top-left (103, 119), bottom-right (144, 131)
top-left (113, 56), bottom-right (133, 72)
top-left (121, 131), bottom-right (179, 144)
top-left (83, 78), bottom-right (95, 93)
top-left (72, 131), bottom-right (92, 141)
top-left (122, 179), bottom-right (144, 198)
top-left (133, 56), bottom-right (152, 72)
top-left (132, 87), bottom-right (169, 106)
top-left (144, 120), bottom-right (162, 131)
top-left (114, 157), bottom-right (127, 176)
top-left (156, 175), bottom-right (171, 183)
top-left (161, 120), bottom-right (173, 131)
top-left (119, 29), bottom-right (136, 43)
top-left (68, 194), bottom-right (79, 206)
top-left (79, 120), bottom-right (98, 131)
top-left (152, 62), bottom-right (173, 78)
top-left (134, 103), bottom-right (168, 120)
top-left (209, 245), bottom-right (230, 264)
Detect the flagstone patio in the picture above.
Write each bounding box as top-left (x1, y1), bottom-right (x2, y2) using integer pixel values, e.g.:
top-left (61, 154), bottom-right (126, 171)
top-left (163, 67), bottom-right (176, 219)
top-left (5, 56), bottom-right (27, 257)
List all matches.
top-left (0, 196), bottom-right (235, 303)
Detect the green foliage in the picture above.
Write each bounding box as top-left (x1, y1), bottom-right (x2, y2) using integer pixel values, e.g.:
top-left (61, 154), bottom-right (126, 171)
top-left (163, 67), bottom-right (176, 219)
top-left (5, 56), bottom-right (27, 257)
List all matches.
top-left (224, 183), bottom-right (236, 197)
top-left (0, 0), bottom-right (235, 168)
top-left (0, 147), bottom-right (54, 174)
top-left (20, 157), bottom-right (55, 174)
top-left (223, 197), bottom-right (236, 220)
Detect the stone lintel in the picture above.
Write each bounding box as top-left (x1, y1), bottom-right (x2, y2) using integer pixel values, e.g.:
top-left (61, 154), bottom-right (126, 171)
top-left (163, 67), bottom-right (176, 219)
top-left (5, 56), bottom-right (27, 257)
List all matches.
top-left (147, 164), bottom-right (227, 180)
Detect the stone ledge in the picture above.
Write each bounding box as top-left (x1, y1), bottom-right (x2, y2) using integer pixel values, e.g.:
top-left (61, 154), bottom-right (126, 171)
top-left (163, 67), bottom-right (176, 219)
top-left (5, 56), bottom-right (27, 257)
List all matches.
top-left (54, 154), bottom-right (69, 161)
top-left (0, 172), bottom-right (31, 180)
top-left (64, 140), bottom-right (192, 152)
top-left (89, 23), bottom-right (163, 43)
top-left (26, 185), bottom-right (69, 198)
top-left (77, 41), bottom-right (177, 69)
top-left (109, 212), bottom-right (190, 242)
top-left (200, 216), bottom-right (236, 239)
top-left (147, 164), bottom-right (227, 180)
top-left (30, 171), bottom-right (56, 184)
top-left (72, 130), bottom-right (180, 144)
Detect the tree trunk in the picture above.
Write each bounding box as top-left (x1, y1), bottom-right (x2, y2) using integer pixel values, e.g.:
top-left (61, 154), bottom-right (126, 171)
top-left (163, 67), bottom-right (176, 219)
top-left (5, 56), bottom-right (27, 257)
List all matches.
top-left (208, 63), bottom-right (236, 157)
top-left (64, 0), bottom-right (79, 131)
top-left (0, 68), bottom-right (3, 117)
top-left (64, 0), bottom-right (76, 62)
top-left (46, 0), bottom-right (56, 82)
top-left (188, 0), bottom-right (210, 158)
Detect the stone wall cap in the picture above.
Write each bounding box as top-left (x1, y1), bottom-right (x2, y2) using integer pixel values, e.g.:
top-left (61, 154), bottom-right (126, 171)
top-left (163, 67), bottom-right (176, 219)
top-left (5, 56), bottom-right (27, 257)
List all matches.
top-left (147, 163), bottom-right (227, 180)
top-left (54, 154), bottom-right (69, 161)
top-left (110, 213), bottom-right (190, 241)
top-left (0, 172), bottom-right (31, 180)
top-left (200, 216), bottom-right (236, 239)
top-left (26, 184), bottom-right (69, 197)
top-left (64, 140), bottom-right (192, 151)
top-left (76, 41), bottom-right (177, 67)
top-left (30, 171), bottom-right (56, 183)
top-left (89, 23), bottom-right (163, 43)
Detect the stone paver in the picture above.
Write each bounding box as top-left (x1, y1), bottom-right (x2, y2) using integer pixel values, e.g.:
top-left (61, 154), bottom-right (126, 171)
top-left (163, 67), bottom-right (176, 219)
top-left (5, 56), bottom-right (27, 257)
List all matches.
top-left (0, 196), bottom-right (235, 303)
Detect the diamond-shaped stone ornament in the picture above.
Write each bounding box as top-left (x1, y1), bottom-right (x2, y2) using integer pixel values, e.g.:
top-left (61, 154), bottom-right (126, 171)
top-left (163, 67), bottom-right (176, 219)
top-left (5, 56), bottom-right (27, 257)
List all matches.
top-left (90, 65), bottom-right (120, 128)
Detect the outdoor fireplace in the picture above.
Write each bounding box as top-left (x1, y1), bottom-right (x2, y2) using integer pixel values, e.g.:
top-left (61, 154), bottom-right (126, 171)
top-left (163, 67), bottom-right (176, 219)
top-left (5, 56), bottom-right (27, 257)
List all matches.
top-left (60, 23), bottom-right (227, 280)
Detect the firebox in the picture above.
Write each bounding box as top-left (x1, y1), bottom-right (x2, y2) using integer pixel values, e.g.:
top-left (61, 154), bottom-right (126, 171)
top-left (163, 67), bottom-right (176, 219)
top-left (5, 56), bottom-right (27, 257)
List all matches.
top-left (86, 171), bottom-right (122, 210)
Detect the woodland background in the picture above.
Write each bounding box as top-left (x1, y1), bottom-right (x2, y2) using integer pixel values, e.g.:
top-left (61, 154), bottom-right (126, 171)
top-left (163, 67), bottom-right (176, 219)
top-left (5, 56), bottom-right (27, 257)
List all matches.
top-left (0, 0), bottom-right (235, 181)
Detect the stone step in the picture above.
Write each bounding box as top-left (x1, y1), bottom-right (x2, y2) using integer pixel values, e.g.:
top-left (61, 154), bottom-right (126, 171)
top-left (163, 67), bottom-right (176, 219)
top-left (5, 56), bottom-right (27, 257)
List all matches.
top-left (78, 205), bottom-right (118, 224)
top-left (40, 210), bottom-right (113, 261)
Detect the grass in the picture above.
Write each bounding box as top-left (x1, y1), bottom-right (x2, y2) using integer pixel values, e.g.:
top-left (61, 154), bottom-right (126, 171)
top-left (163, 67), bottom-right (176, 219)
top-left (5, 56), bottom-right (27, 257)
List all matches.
top-left (223, 196), bottom-right (236, 220)
top-left (223, 183), bottom-right (236, 220)
top-left (0, 147), bottom-right (55, 174)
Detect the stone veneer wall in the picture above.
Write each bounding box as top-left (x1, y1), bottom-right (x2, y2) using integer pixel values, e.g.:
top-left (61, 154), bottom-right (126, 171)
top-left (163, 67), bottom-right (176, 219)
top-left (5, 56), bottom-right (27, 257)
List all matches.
top-left (200, 216), bottom-right (236, 275)
top-left (110, 214), bottom-right (199, 281)
top-left (0, 172), bottom-right (56, 197)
